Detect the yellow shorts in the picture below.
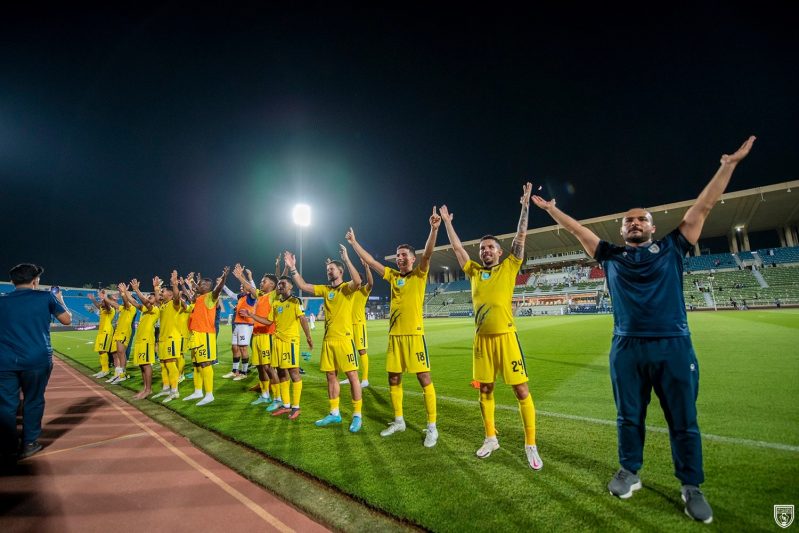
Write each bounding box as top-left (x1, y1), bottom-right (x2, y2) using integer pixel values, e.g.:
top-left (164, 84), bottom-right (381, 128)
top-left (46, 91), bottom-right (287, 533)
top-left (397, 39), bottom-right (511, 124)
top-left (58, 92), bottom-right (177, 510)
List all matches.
top-left (274, 337), bottom-right (300, 369)
top-left (94, 331), bottom-right (114, 353)
top-left (386, 335), bottom-right (430, 374)
top-left (473, 332), bottom-right (528, 386)
top-left (251, 334), bottom-right (274, 366)
top-left (353, 323), bottom-right (368, 351)
top-left (320, 338), bottom-right (359, 373)
top-left (112, 330), bottom-right (131, 346)
top-left (158, 336), bottom-right (182, 361)
top-left (189, 331), bottom-right (217, 364)
top-left (133, 341), bottom-right (155, 366)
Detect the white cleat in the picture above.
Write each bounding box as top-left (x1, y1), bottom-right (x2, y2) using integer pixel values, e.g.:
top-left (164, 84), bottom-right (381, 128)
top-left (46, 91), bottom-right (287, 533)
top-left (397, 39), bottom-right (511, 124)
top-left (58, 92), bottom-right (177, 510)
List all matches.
top-left (360, 380), bottom-right (369, 389)
top-left (232, 374), bottom-right (247, 381)
top-left (162, 392), bottom-right (180, 403)
top-left (339, 378), bottom-right (349, 384)
top-left (476, 437), bottom-right (500, 458)
top-left (222, 372), bottom-right (237, 379)
top-left (106, 375), bottom-right (120, 383)
top-left (525, 445), bottom-right (543, 471)
top-left (114, 375), bottom-right (128, 383)
top-left (151, 390), bottom-right (171, 399)
top-left (94, 371), bottom-right (110, 379)
top-left (177, 375), bottom-right (185, 384)
top-left (183, 390), bottom-right (203, 401)
top-left (423, 427), bottom-right (439, 448)
top-left (196, 393), bottom-right (215, 406)
top-left (380, 420), bottom-right (406, 437)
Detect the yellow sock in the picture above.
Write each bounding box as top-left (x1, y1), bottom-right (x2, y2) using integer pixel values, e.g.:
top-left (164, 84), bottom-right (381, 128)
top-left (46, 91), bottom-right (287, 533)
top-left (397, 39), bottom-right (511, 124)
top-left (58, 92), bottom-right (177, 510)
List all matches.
top-left (193, 367), bottom-right (203, 390)
top-left (166, 361), bottom-right (178, 390)
top-left (480, 391), bottom-right (496, 437)
top-left (389, 384), bottom-right (403, 418)
top-left (260, 380), bottom-right (270, 395)
top-left (271, 383), bottom-right (279, 398)
top-left (518, 394), bottom-right (537, 446)
top-left (160, 366), bottom-right (169, 389)
top-left (329, 397), bottom-right (340, 414)
top-left (177, 355), bottom-right (185, 375)
top-left (423, 383), bottom-right (437, 424)
top-left (200, 365), bottom-right (214, 394)
top-left (280, 380), bottom-right (290, 406)
top-left (352, 398), bottom-right (362, 417)
top-left (291, 380), bottom-right (303, 408)
top-left (360, 353), bottom-right (369, 382)
top-left (100, 354), bottom-right (109, 373)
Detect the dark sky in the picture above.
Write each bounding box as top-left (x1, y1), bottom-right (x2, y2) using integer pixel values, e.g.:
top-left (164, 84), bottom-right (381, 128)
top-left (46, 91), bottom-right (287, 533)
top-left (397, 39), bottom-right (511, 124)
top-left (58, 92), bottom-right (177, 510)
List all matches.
top-left (2, 4), bottom-right (797, 290)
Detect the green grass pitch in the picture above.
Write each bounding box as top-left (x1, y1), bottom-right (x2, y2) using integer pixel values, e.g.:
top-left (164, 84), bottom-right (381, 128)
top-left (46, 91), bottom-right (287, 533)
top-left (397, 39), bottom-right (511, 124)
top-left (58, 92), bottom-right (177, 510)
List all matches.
top-left (52, 310), bottom-right (799, 532)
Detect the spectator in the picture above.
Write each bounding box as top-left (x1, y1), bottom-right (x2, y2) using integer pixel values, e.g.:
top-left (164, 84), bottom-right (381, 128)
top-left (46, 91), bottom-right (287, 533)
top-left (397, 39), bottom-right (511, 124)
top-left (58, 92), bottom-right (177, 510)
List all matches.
top-left (0, 263), bottom-right (71, 463)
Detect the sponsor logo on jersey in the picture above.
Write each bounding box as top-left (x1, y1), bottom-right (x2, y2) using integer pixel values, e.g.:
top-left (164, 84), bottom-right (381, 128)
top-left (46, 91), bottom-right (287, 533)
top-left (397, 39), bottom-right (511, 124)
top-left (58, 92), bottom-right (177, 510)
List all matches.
top-left (648, 244), bottom-right (660, 254)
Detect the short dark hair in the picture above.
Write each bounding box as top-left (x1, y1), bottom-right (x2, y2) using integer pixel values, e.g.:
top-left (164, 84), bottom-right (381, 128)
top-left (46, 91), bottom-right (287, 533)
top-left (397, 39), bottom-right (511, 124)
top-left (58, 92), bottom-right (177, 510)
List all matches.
top-left (263, 274), bottom-right (278, 286)
top-left (10, 263), bottom-right (44, 285)
top-left (480, 235), bottom-right (502, 248)
top-left (397, 244), bottom-right (415, 255)
top-left (279, 275), bottom-right (293, 285)
top-left (328, 260), bottom-right (345, 271)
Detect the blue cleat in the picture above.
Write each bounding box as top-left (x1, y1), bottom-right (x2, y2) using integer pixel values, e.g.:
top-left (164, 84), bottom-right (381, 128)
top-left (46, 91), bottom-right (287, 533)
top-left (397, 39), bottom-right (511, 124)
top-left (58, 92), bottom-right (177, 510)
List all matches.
top-left (250, 396), bottom-right (271, 406)
top-left (266, 400), bottom-right (283, 412)
top-left (349, 415), bottom-right (362, 433)
top-left (315, 414), bottom-right (343, 427)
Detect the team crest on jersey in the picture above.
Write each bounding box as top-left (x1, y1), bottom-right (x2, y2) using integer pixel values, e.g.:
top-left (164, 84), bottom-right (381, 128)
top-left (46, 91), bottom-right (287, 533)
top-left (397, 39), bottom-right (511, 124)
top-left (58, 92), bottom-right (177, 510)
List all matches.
top-left (481, 271), bottom-right (491, 280)
top-left (775, 505), bottom-right (794, 529)
top-left (328, 291), bottom-right (335, 300)
top-left (277, 306), bottom-right (284, 314)
top-left (396, 278), bottom-right (406, 287)
top-left (648, 243), bottom-right (660, 254)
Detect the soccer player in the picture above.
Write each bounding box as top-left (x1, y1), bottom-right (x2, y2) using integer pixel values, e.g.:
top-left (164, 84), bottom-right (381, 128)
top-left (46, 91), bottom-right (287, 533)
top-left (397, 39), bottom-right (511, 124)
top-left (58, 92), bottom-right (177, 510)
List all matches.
top-left (286, 246), bottom-right (363, 432)
top-left (341, 258), bottom-right (373, 388)
top-left (128, 278), bottom-right (161, 400)
top-left (176, 276), bottom-right (194, 381)
top-left (439, 182), bottom-right (543, 471)
top-left (223, 270), bottom-right (257, 381)
top-left (532, 135), bottom-right (756, 523)
top-left (346, 207), bottom-right (441, 447)
top-left (243, 276), bottom-right (313, 420)
top-left (88, 289), bottom-right (116, 379)
top-left (182, 267), bottom-right (230, 406)
top-left (232, 265), bottom-right (279, 405)
top-left (107, 283), bottom-right (137, 384)
top-left (151, 271), bottom-right (183, 402)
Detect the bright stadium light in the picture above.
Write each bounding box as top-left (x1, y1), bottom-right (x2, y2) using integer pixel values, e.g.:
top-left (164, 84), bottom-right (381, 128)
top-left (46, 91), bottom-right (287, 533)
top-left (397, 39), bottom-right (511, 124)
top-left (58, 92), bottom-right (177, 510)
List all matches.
top-left (292, 204), bottom-right (311, 277)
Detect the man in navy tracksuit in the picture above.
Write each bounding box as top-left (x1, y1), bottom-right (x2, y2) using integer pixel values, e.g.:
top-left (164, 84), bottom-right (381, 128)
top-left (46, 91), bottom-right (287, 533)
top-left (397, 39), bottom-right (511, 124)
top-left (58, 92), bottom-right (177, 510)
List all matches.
top-left (532, 136), bottom-right (756, 524)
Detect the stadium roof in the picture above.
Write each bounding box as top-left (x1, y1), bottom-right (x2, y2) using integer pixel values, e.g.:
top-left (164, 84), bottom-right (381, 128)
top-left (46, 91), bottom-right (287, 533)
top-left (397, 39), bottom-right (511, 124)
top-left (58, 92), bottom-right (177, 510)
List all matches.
top-left (387, 180), bottom-right (799, 273)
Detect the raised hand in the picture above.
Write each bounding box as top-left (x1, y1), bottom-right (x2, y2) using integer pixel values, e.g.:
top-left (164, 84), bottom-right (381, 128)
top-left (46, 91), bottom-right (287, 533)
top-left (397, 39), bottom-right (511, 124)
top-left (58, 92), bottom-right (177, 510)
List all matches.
top-left (439, 205), bottom-right (453, 224)
top-left (721, 135), bottom-right (756, 166)
top-left (339, 243), bottom-right (350, 262)
top-left (284, 251), bottom-right (297, 269)
top-left (130, 279), bottom-right (140, 291)
top-left (233, 263), bottom-right (245, 279)
top-left (186, 272), bottom-right (195, 283)
top-left (117, 282), bottom-right (128, 293)
top-left (345, 227), bottom-right (356, 244)
top-left (531, 195), bottom-right (556, 211)
top-left (170, 270), bottom-right (178, 285)
top-left (430, 206), bottom-right (441, 229)
top-left (152, 276), bottom-right (163, 288)
top-left (245, 268), bottom-right (253, 279)
top-left (221, 266), bottom-right (230, 277)
top-left (520, 182), bottom-right (533, 206)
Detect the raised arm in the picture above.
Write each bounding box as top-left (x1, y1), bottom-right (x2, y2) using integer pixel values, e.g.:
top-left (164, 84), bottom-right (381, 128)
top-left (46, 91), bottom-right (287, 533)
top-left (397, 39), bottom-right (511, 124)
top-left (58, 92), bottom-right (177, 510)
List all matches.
top-left (117, 283), bottom-right (137, 310)
top-left (345, 227), bottom-right (386, 275)
top-left (511, 182), bottom-right (533, 260)
top-left (88, 291), bottom-right (102, 310)
top-left (151, 276), bottom-right (164, 305)
top-left (232, 264), bottom-right (258, 298)
top-left (439, 205), bottom-right (470, 269)
top-left (419, 206), bottom-right (441, 272)
top-left (340, 244), bottom-right (362, 291)
top-left (129, 279), bottom-right (150, 310)
top-left (104, 291), bottom-right (121, 310)
top-left (211, 266), bottom-right (231, 301)
top-left (284, 251), bottom-right (315, 295)
top-left (361, 257), bottom-right (374, 290)
top-left (679, 136), bottom-right (756, 244)
top-left (170, 270), bottom-right (181, 309)
top-left (532, 196), bottom-right (601, 258)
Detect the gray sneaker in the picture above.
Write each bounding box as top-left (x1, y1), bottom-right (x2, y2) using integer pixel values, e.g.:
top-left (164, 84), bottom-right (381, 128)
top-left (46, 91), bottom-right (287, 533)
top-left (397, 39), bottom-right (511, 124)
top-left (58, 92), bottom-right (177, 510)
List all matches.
top-left (608, 468), bottom-right (642, 499)
top-left (682, 485), bottom-right (713, 524)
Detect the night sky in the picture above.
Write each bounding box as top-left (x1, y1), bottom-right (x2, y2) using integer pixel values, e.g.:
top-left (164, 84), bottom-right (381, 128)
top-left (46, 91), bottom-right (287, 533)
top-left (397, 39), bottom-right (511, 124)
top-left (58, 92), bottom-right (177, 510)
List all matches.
top-left (2, 4), bottom-right (797, 290)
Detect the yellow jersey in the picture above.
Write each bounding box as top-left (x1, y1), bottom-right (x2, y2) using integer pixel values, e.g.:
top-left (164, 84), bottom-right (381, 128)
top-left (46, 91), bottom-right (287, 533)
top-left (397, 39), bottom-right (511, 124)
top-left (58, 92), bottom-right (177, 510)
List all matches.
top-left (313, 283), bottom-right (356, 340)
top-left (115, 305), bottom-right (137, 336)
top-left (463, 254), bottom-right (522, 335)
top-left (159, 300), bottom-right (181, 338)
top-left (352, 285), bottom-right (371, 324)
top-left (383, 265), bottom-right (428, 336)
top-left (177, 304), bottom-right (193, 338)
top-left (136, 305), bottom-right (160, 343)
top-left (269, 296), bottom-right (305, 342)
top-left (98, 307), bottom-right (116, 334)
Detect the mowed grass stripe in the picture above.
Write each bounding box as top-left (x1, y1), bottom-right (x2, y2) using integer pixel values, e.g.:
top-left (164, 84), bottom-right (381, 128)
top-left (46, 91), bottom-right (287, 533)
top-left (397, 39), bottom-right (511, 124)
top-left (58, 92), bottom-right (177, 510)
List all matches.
top-left (52, 310), bottom-right (799, 532)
